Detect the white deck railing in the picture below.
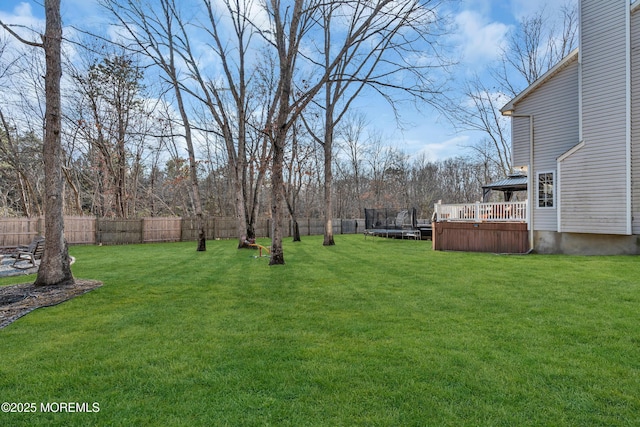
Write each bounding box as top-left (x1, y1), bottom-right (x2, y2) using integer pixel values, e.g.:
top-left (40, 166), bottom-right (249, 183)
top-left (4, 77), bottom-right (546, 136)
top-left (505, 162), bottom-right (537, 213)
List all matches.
top-left (434, 201), bottom-right (528, 223)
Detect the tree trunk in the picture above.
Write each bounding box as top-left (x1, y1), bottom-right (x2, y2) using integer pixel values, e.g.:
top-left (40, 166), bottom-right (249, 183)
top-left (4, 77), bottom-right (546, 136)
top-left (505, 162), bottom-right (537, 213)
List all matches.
top-left (235, 163), bottom-right (251, 249)
top-left (116, 139), bottom-right (126, 217)
top-left (246, 136), bottom-right (270, 242)
top-left (323, 114), bottom-right (335, 246)
top-left (173, 72), bottom-right (205, 251)
top-left (269, 138), bottom-right (285, 265)
top-left (285, 190), bottom-right (301, 243)
top-left (189, 164), bottom-right (206, 252)
top-left (195, 212), bottom-right (206, 251)
top-left (63, 166), bottom-right (82, 214)
top-left (34, 0), bottom-right (74, 287)
top-left (292, 219), bottom-right (301, 242)
top-left (17, 172), bottom-right (31, 217)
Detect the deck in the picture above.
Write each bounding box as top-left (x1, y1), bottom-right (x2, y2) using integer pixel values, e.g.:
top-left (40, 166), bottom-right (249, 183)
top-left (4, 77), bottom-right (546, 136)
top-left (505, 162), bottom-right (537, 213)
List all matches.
top-left (434, 201), bottom-right (527, 222)
top-left (433, 201), bottom-right (529, 253)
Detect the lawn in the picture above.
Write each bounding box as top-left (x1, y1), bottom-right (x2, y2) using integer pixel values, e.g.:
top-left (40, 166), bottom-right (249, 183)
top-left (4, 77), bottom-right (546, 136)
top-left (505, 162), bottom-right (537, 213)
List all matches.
top-left (1, 235), bottom-right (639, 426)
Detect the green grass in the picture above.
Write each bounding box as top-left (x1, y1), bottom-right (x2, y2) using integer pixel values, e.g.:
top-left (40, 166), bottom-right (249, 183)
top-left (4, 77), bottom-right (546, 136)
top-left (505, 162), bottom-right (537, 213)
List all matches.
top-left (1, 235), bottom-right (639, 426)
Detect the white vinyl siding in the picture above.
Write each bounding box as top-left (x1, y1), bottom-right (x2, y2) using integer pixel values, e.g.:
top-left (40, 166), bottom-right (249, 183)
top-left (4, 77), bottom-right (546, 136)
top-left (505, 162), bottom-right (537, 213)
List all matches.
top-left (512, 117), bottom-right (530, 167)
top-left (632, 7), bottom-right (640, 234)
top-left (560, 0), bottom-right (630, 235)
top-left (508, 59), bottom-right (579, 231)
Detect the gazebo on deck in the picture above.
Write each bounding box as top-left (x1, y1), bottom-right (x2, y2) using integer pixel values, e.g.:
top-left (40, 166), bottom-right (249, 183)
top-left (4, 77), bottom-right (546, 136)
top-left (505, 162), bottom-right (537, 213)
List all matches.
top-left (482, 174), bottom-right (528, 202)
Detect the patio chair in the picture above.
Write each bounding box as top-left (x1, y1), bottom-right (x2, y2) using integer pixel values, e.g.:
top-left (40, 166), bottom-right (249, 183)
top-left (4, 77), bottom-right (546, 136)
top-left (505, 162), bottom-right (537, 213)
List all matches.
top-left (10, 236), bottom-right (45, 269)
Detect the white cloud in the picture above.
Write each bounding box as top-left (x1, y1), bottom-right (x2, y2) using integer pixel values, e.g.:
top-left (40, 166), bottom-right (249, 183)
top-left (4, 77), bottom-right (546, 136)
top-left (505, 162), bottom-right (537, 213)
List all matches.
top-left (12, 2), bottom-right (34, 17)
top-left (0, 2), bottom-right (44, 43)
top-left (452, 10), bottom-right (511, 68)
top-left (413, 134), bottom-right (470, 161)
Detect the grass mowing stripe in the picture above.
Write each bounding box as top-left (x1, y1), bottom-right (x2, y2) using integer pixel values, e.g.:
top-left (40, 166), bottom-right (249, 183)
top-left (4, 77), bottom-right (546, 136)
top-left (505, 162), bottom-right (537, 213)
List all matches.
top-left (0, 235), bottom-right (639, 426)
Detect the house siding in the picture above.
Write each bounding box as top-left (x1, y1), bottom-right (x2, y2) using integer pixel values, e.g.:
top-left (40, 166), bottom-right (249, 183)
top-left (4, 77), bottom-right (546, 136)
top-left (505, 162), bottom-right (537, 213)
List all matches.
top-left (559, 0), bottom-right (630, 235)
top-left (632, 7), bottom-right (640, 234)
top-left (512, 117), bottom-right (529, 167)
top-left (509, 59), bottom-right (579, 231)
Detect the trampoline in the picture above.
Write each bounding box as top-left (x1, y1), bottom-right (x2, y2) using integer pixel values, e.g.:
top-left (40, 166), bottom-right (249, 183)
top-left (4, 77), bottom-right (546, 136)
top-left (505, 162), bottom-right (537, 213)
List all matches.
top-left (364, 208), bottom-right (423, 240)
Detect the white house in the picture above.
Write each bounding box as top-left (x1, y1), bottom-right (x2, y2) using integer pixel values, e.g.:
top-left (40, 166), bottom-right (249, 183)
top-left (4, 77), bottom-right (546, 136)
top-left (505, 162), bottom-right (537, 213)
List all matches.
top-left (499, 0), bottom-right (640, 254)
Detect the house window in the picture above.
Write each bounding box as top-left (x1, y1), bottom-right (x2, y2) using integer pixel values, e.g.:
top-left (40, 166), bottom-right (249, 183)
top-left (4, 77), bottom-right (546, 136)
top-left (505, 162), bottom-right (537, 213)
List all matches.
top-left (537, 172), bottom-right (554, 208)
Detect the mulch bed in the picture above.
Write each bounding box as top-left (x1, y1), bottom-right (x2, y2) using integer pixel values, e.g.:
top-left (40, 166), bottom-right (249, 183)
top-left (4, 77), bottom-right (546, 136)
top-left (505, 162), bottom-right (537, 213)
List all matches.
top-left (0, 279), bottom-right (103, 329)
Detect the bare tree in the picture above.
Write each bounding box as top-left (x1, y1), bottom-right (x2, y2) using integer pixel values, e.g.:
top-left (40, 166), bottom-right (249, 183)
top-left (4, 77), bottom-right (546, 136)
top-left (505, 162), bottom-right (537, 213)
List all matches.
top-left (261, 0), bottom-right (452, 263)
top-left (184, 0), bottom-right (268, 249)
top-left (451, 2), bottom-right (578, 177)
top-left (363, 133), bottom-right (394, 207)
top-left (92, 0), bottom-right (453, 264)
top-left (495, 3), bottom-right (578, 97)
top-left (299, 0), bottom-right (450, 246)
top-left (456, 76), bottom-right (512, 176)
top-left (437, 156), bottom-right (485, 203)
top-left (0, 35), bottom-right (47, 217)
top-left (0, 117), bottom-right (44, 217)
top-left (408, 153), bottom-right (443, 216)
top-left (1, 0), bottom-right (74, 286)
top-left (101, 0), bottom-right (209, 249)
top-left (70, 53), bottom-right (147, 218)
top-left (283, 122), bottom-right (318, 241)
top-left (336, 112), bottom-right (369, 218)
top-left (113, 0), bottom-right (274, 250)
top-left (37, 0), bottom-right (74, 285)
top-left (242, 48), bottom-right (277, 243)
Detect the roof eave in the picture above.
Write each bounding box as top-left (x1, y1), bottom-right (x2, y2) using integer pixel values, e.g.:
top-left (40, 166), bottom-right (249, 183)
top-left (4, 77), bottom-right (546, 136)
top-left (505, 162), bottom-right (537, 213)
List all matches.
top-left (500, 48), bottom-right (579, 115)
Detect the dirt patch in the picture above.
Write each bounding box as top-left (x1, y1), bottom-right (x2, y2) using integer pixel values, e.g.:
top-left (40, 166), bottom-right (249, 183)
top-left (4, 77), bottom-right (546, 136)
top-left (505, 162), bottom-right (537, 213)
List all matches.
top-left (0, 279), bottom-right (103, 329)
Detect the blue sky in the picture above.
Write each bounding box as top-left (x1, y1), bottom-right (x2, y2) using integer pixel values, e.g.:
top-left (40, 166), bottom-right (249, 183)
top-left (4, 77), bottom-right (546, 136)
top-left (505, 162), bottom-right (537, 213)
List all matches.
top-left (0, 0), bottom-right (574, 160)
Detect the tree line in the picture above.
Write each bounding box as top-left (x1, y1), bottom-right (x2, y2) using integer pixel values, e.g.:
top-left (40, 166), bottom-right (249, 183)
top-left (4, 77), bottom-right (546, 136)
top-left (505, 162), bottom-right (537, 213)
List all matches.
top-left (0, 0), bottom-right (577, 274)
top-left (0, 92), bottom-right (496, 221)
top-left (2, 0), bottom-right (459, 266)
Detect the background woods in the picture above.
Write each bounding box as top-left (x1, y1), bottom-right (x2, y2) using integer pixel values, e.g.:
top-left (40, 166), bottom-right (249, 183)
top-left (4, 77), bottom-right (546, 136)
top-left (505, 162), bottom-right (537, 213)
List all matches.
top-left (0, 0), bottom-right (577, 266)
top-left (0, 1), bottom-right (473, 224)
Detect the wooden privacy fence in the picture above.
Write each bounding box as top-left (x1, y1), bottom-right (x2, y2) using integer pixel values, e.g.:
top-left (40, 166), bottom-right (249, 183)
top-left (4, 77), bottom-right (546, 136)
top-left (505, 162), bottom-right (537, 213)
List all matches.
top-left (0, 217), bottom-right (42, 247)
top-left (0, 216), bottom-right (364, 247)
top-left (65, 216), bottom-right (96, 245)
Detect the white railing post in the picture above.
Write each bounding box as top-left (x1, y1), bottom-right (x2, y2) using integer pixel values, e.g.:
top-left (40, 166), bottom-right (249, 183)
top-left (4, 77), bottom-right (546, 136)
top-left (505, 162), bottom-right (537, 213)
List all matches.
top-left (432, 200), bottom-right (528, 223)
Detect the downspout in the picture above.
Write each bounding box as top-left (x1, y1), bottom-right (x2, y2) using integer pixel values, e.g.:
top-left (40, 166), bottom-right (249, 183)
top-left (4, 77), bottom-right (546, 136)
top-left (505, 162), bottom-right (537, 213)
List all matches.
top-left (506, 114), bottom-right (534, 252)
top-left (527, 115), bottom-right (534, 252)
top-left (625, 0), bottom-right (632, 235)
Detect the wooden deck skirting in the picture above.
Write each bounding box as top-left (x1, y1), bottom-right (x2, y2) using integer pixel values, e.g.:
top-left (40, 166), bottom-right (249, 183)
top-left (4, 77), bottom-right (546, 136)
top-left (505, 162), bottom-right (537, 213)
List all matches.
top-left (432, 221), bottom-right (529, 254)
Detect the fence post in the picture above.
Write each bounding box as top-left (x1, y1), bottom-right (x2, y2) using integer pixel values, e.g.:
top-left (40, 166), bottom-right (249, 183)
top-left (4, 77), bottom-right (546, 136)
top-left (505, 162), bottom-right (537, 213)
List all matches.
top-left (475, 201), bottom-right (481, 222)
